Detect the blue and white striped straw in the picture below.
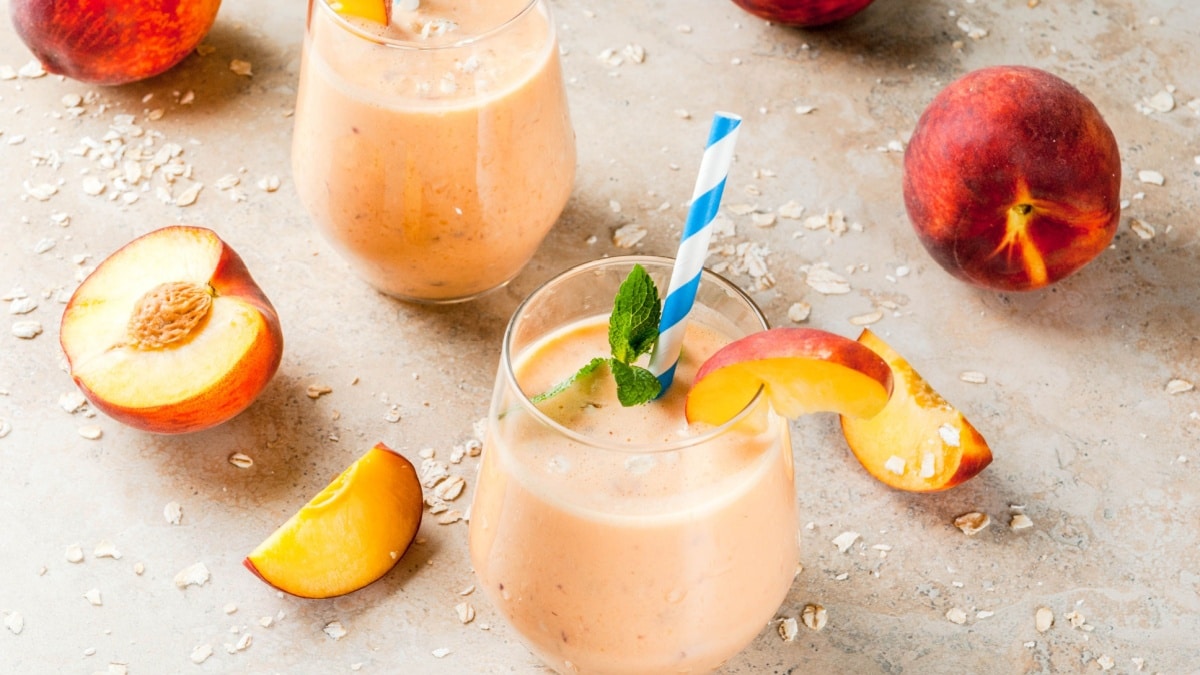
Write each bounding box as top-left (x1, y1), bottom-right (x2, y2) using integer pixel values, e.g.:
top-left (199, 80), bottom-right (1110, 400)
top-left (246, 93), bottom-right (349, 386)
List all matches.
top-left (648, 111), bottom-right (742, 395)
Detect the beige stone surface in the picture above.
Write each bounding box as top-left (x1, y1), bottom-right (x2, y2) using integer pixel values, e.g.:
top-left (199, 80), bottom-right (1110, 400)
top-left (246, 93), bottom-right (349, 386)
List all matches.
top-left (2, 0), bottom-right (1199, 673)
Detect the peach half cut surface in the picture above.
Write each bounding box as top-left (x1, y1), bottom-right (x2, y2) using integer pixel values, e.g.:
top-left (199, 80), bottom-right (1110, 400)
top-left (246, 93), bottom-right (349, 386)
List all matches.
top-left (244, 442), bottom-right (423, 599)
top-left (840, 329), bottom-right (993, 492)
top-left (329, 0), bottom-right (391, 24)
top-left (59, 226), bottom-right (283, 434)
top-left (685, 327), bottom-right (894, 426)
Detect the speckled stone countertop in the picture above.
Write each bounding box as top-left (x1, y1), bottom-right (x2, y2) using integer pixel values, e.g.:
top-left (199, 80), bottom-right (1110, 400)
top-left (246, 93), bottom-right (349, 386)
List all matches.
top-left (1, 0), bottom-right (1198, 673)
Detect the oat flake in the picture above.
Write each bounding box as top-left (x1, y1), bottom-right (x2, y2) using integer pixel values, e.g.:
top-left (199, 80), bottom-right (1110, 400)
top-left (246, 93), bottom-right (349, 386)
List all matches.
top-left (230, 59), bottom-right (253, 76)
top-left (0, 419), bottom-right (10, 439)
top-left (945, 607), bottom-right (968, 624)
top-left (306, 384), bottom-right (333, 399)
top-left (164, 501), bottom-right (183, 525)
top-left (175, 183), bottom-right (203, 206)
top-left (832, 531), bottom-right (860, 553)
top-left (805, 268), bottom-right (851, 295)
top-left (78, 426), bottom-right (103, 440)
top-left (849, 310), bottom-right (883, 326)
top-left (4, 611), bottom-right (23, 635)
top-left (787, 302), bottom-right (811, 323)
top-left (323, 621), bottom-right (347, 640)
top-left (612, 223), bottom-right (647, 248)
top-left (953, 511), bottom-right (990, 536)
top-left (1010, 513), bottom-right (1033, 530)
top-left (1166, 378), bottom-right (1194, 394)
top-left (1137, 169), bottom-right (1165, 186)
top-left (454, 601), bottom-right (475, 624)
top-left (959, 371), bottom-right (987, 384)
top-left (777, 616), bottom-right (799, 641)
top-left (93, 541), bottom-right (121, 559)
top-left (84, 588), bottom-right (103, 606)
top-left (229, 452), bottom-right (254, 469)
top-left (173, 562), bottom-right (211, 589)
top-left (190, 644), bottom-right (213, 664)
top-left (801, 603), bottom-right (827, 630)
top-left (66, 544), bottom-right (84, 563)
top-left (1035, 607), bottom-right (1054, 632)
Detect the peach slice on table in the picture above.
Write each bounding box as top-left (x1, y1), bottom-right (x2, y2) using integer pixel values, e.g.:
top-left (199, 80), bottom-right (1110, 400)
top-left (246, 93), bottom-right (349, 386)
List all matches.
top-left (329, 0), bottom-right (391, 24)
top-left (840, 329), bottom-right (993, 492)
top-left (59, 226), bottom-right (283, 434)
top-left (685, 327), bottom-right (894, 425)
top-left (244, 442), bottom-right (423, 599)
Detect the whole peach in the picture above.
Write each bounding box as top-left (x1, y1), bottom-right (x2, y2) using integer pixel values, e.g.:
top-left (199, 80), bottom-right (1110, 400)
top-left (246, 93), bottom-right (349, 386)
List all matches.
top-left (903, 66), bottom-right (1121, 291)
top-left (728, 0), bottom-right (876, 27)
top-left (10, 0), bottom-right (222, 85)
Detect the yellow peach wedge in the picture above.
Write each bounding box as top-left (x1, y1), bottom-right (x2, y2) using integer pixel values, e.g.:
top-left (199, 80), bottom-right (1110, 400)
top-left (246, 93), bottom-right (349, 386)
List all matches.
top-left (329, 0), bottom-right (390, 25)
top-left (244, 442), bottom-right (423, 598)
top-left (685, 327), bottom-right (894, 425)
top-left (840, 329), bottom-right (993, 492)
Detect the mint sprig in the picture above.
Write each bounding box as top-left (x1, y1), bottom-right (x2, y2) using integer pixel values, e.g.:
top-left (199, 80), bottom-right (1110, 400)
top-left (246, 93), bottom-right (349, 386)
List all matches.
top-left (533, 264), bottom-right (663, 408)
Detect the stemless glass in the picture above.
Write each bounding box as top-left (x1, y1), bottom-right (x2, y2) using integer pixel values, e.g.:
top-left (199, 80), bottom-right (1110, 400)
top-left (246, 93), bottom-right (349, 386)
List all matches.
top-left (468, 256), bottom-right (800, 674)
top-left (292, 0), bottom-right (575, 303)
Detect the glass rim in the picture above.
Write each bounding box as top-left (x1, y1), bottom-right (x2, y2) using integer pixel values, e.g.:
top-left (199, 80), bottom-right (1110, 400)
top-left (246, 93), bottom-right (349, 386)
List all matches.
top-left (313, 0), bottom-right (542, 50)
top-left (500, 255), bottom-right (772, 454)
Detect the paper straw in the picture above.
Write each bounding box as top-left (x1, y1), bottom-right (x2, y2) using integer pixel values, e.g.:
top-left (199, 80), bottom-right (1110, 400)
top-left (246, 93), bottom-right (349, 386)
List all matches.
top-left (648, 111), bottom-right (741, 395)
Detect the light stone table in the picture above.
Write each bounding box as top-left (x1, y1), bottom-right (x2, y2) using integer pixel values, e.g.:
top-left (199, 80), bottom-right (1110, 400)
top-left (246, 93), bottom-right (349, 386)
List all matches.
top-left (1, 0), bottom-right (1198, 673)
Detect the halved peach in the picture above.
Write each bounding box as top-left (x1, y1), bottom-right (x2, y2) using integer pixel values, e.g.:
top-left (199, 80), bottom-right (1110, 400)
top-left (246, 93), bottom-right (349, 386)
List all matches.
top-left (244, 442), bottom-right (423, 599)
top-left (685, 327), bottom-right (893, 425)
top-left (840, 329), bottom-right (993, 492)
top-left (59, 226), bottom-right (283, 434)
top-left (329, 0), bottom-right (390, 24)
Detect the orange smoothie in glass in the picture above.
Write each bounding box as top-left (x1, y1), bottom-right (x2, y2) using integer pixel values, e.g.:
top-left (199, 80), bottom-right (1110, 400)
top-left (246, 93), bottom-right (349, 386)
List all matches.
top-left (469, 257), bottom-right (800, 674)
top-left (292, 0), bottom-right (575, 303)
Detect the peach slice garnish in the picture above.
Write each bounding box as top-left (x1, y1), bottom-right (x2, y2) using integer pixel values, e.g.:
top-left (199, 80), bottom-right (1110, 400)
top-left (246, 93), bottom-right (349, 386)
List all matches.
top-left (60, 226), bottom-right (283, 434)
top-left (244, 442), bottom-right (423, 599)
top-left (330, 0), bottom-right (391, 24)
top-left (685, 327), bottom-right (894, 425)
top-left (840, 329), bottom-right (993, 492)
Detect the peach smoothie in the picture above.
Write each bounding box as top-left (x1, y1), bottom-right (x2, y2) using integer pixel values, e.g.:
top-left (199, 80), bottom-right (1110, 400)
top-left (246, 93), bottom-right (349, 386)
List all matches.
top-left (470, 309), bottom-right (800, 674)
top-left (292, 0), bottom-right (575, 302)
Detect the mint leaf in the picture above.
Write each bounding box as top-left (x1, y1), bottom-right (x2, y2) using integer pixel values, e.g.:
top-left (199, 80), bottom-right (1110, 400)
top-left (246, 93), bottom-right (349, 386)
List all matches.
top-left (530, 357), bottom-right (607, 405)
top-left (609, 264), bottom-right (661, 364)
top-left (610, 360), bottom-right (662, 407)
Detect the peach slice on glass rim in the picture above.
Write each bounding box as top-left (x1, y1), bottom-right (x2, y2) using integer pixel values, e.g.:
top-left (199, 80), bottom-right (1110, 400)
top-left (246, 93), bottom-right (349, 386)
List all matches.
top-left (684, 327), bottom-right (894, 425)
top-left (840, 329), bottom-right (993, 492)
top-left (244, 442), bottom-right (423, 599)
top-left (329, 0), bottom-right (391, 24)
top-left (59, 226), bottom-right (283, 434)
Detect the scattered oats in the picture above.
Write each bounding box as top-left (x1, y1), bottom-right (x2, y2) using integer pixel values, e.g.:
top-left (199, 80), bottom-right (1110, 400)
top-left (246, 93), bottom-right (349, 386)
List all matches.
top-left (1009, 513), bottom-right (1034, 530)
top-left (173, 561), bottom-right (211, 589)
top-left (432, 647), bottom-right (451, 658)
top-left (133, 562), bottom-right (144, 575)
top-left (849, 310), bottom-right (883, 326)
top-left (801, 603), bottom-right (827, 630)
top-left (884, 456), bottom-right (906, 475)
top-left (323, 621), bottom-right (347, 640)
top-left (385, 404), bottom-right (402, 423)
top-left (32, 238), bottom-right (56, 254)
top-left (215, 174), bottom-right (240, 190)
top-left (465, 438), bottom-right (482, 457)
top-left (81, 176), bottom-right (106, 196)
top-left (228, 452), bottom-right (254, 469)
top-left (751, 212), bottom-right (777, 228)
top-left (805, 267), bottom-right (851, 295)
top-left (147, 108), bottom-right (165, 121)
top-left (84, 588), bottom-right (103, 606)
top-left (306, 383), bottom-right (333, 399)
top-left (1143, 90), bottom-right (1175, 113)
top-left (454, 602), bottom-right (476, 624)
top-left (612, 223), bottom-right (647, 248)
top-left (190, 644), bottom-right (213, 664)
top-left (259, 616), bottom-right (274, 628)
top-left (1129, 210), bottom-right (1163, 237)
top-left (13, 320), bottom-right (43, 339)
top-left (433, 474), bottom-right (466, 501)
top-left (956, 17), bottom-right (988, 39)
top-left (93, 541), bottom-right (121, 559)
top-left (164, 501), bottom-right (183, 525)
top-left (0, 419), bottom-right (9, 439)
top-left (1096, 655), bottom-right (1114, 670)
top-left (175, 182), bottom-right (203, 206)
top-left (223, 603), bottom-right (238, 615)
top-left (976, 610), bottom-right (994, 619)
top-left (622, 44), bottom-right (646, 64)
top-left (728, 203), bottom-right (757, 216)
top-left (229, 59), bottom-right (253, 76)
top-left (959, 370), bottom-right (987, 384)
top-left (777, 616), bottom-right (799, 641)
top-left (945, 607), bottom-right (968, 624)
top-left (787, 302), bottom-right (811, 323)
top-left (9, 297), bottom-right (38, 315)
top-left (886, 139), bottom-right (904, 152)
top-left (4, 611), bottom-right (23, 635)
top-left (608, 199), bottom-right (622, 213)
top-left (18, 60), bottom-right (46, 78)
top-left (794, 105), bottom-right (816, 115)
top-left (234, 632), bottom-right (252, 651)
top-left (674, 108), bottom-right (691, 119)
top-left (78, 425), bottom-right (103, 440)
top-left (421, 458), bottom-right (450, 488)
top-left (832, 531), bottom-right (860, 553)
top-left (0, 65), bottom-right (14, 80)
top-left (777, 200), bottom-right (804, 219)
top-left (67, 544), bottom-right (85, 563)
top-left (1064, 610), bottom-right (1086, 629)
top-left (24, 182), bottom-right (58, 201)
top-left (257, 175), bottom-right (280, 192)
top-left (1166, 378), bottom-right (1194, 394)
top-left (437, 509), bottom-right (464, 525)
top-left (1131, 657), bottom-right (1145, 671)
top-left (954, 512), bottom-right (991, 536)
top-left (1137, 170), bottom-right (1165, 186)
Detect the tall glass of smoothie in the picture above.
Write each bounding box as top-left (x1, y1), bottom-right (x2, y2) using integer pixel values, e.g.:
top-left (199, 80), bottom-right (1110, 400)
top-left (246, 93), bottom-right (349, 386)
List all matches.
top-left (292, 0), bottom-right (575, 303)
top-left (468, 256), bottom-right (800, 674)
